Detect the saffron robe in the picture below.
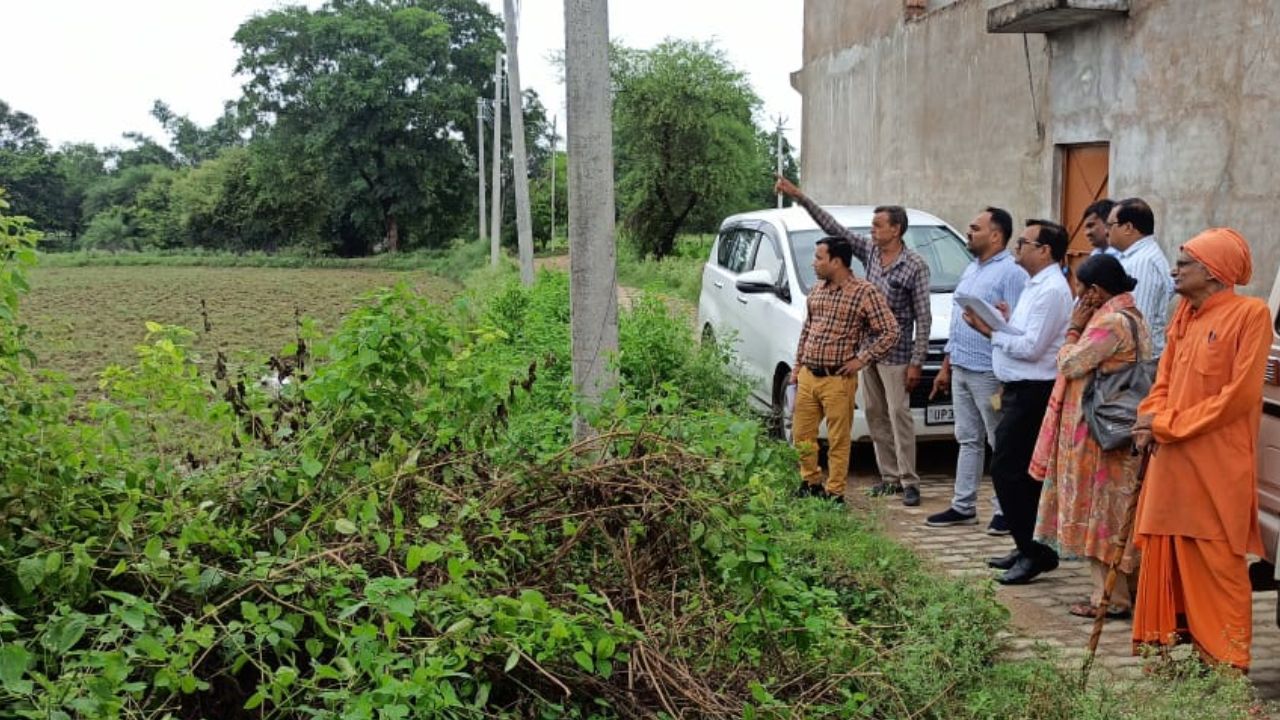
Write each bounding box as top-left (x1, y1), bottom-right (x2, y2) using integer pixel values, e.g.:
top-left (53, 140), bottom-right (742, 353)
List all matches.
top-left (1131, 289), bottom-right (1271, 669)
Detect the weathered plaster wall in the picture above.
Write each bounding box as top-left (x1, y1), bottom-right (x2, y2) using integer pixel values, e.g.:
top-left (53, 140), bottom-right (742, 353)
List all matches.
top-left (799, 0), bottom-right (1280, 295)
top-left (1049, 0), bottom-right (1280, 296)
top-left (797, 0), bottom-right (1052, 236)
top-left (803, 0), bottom-right (906, 63)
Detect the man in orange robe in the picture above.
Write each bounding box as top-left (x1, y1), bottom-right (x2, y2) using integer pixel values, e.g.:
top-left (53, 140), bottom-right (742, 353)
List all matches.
top-left (1131, 227), bottom-right (1271, 670)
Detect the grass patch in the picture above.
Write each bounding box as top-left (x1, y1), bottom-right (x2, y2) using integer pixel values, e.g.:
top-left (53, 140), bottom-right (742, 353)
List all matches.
top-left (614, 233), bottom-right (711, 305)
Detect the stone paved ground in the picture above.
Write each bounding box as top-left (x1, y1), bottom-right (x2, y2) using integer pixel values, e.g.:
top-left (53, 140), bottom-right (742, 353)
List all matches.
top-left (845, 447), bottom-right (1280, 703)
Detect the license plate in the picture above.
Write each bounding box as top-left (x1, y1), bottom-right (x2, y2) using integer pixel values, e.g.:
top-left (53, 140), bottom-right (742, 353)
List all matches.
top-left (925, 405), bottom-right (954, 426)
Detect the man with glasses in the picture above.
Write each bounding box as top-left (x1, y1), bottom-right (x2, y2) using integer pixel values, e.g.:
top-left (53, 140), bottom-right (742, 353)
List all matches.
top-left (1106, 198), bottom-right (1173, 355)
top-left (964, 220), bottom-right (1073, 584)
top-left (1131, 228), bottom-right (1270, 671)
top-left (926, 207), bottom-right (1026, 534)
top-left (775, 176), bottom-right (932, 507)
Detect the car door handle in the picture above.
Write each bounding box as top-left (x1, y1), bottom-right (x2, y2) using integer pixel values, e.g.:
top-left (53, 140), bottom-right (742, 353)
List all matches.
top-left (736, 296), bottom-right (749, 304)
top-left (714, 281), bottom-right (724, 289)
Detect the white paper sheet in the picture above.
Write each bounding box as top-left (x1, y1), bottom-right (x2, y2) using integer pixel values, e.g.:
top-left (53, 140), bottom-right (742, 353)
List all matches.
top-left (954, 292), bottom-right (1024, 336)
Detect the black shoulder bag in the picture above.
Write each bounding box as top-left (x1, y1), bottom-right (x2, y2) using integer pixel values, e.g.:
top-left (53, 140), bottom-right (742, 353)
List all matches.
top-left (1082, 310), bottom-right (1158, 451)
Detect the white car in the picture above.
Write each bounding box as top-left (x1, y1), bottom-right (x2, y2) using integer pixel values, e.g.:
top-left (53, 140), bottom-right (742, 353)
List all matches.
top-left (697, 205), bottom-right (973, 442)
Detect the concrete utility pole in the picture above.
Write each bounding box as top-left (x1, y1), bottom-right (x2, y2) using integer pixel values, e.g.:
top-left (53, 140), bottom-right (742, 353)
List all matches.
top-left (477, 98), bottom-right (488, 245)
top-left (775, 114), bottom-right (787, 209)
top-left (489, 51), bottom-right (504, 267)
top-left (504, 0), bottom-right (535, 286)
top-left (549, 115), bottom-right (557, 244)
top-left (565, 0), bottom-right (618, 439)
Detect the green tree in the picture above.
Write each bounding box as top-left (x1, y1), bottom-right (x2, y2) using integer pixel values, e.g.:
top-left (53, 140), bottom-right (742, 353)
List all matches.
top-left (613, 40), bottom-right (762, 258)
top-left (497, 88), bottom-right (552, 249)
top-left (109, 132), bottom-right (178, 171)
top-left (151, 100), bottom-right (246, 167)
top-left (78, 163), bottom-right (178, 250)
top-left (52, 143), bottom-right (107, 243)
top-left (0, 101), bottom-right (62, 232)
top-left (234, 0), bottom-right (503, 254)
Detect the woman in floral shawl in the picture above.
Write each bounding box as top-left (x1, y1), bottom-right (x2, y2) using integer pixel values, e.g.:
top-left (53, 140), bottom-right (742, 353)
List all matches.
top-left (1031, 254), bottom-right (1153, 619)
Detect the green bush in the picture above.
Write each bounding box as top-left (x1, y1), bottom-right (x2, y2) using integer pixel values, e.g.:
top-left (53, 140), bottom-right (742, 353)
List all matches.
top-left (78, 208), bottom-right (134, 252)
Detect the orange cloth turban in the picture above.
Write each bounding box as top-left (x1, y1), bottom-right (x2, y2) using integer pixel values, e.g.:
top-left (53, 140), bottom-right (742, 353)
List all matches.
top-left (1182, 227), bottom-right (1253, 286)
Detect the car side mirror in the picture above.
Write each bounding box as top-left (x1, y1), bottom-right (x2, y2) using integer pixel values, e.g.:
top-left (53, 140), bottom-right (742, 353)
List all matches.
top-left (735, 269), bottom-right (778, 295)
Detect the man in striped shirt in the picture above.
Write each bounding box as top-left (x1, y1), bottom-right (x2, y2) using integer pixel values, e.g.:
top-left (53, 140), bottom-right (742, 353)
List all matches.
top-left (788, 237), bottom-right (900, 503)
top-left (1106, 198), bottom-right (1173, 355)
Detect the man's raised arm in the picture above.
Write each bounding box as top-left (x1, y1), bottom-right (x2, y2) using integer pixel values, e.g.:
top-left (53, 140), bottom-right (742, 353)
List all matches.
top-left (774, 175), bottom-right (871, 262)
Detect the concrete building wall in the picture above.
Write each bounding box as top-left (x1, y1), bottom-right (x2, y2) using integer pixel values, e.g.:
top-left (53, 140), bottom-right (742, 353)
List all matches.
top-left (1049, 0), bottom-right (1280, 296)
top-left (798, 0), bottom-right (1280, 296)
top-left (797, 0), bottom-right (1051, 236)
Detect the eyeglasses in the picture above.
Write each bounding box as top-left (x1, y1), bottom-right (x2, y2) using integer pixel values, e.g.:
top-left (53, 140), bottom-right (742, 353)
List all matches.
top-left (1015, 238), bottom-right (1046, 249)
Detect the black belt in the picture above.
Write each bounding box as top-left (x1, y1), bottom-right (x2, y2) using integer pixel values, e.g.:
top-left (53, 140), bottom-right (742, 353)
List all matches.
top-left (1002, 379), bottom-right (1054, 388)
top-left (805, 364), bottom-right (843, 378)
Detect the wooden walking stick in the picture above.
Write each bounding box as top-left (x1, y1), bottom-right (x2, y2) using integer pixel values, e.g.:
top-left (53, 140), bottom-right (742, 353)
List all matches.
top-left (1081, 445), bottom-right (1153, 684)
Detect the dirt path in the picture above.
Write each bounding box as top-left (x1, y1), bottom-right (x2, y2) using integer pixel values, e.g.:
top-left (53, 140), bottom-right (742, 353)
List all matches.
top-left (534, 254), bottom-right (687, 317)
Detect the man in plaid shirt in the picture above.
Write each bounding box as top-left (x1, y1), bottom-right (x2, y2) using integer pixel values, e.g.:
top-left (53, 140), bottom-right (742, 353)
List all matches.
top-left (788, 236), bottom-right (899, 503)
top-left (777, 177), bottom-right (933, 506)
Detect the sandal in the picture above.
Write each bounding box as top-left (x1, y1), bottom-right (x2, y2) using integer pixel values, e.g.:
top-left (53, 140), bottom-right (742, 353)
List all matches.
top-left (1068, 602), bottom-right (1131, 619)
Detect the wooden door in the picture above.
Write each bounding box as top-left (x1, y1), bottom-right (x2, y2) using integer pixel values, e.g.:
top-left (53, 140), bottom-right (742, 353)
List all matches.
top-left (1060, 143), bottom-right (1109, 294)
top-left (1061, 143), bottom-right (1110, 255)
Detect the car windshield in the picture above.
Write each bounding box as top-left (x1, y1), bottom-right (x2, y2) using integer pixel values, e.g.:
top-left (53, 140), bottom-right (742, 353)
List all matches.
top-left (788, 226), bottom-right (972, 295)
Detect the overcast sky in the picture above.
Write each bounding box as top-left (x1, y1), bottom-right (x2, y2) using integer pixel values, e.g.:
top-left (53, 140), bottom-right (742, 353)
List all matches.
top-left (3, 1), bottom-right (803, 151)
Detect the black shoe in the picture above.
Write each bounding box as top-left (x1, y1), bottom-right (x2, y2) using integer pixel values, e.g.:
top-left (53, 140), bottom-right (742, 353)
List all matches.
top-left (986, 514), bottom-right (1011, 536)
top-left (902, 485), bottom-right (921, 507)
top-left (868, 481), bottom-right (903, 497)
top-left (926, 508), bottom-right (978, 527)
top-left (1039, 552), bottom-right (1060, 573)
top-left (793, 482), bottom-right (821, 498)
top-left (987, 549), bottom-right (1021, 570)
top-left (821, 491), bottom-right (845, 505)
top-left (998, 555), bottom-right (1058, 585)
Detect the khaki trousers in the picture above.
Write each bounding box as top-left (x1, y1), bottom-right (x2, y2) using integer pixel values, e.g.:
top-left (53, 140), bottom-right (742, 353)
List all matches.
top-left (861, 363), bottom-right (919, 487)
top-left (792, 366), bottom-right (857, 495)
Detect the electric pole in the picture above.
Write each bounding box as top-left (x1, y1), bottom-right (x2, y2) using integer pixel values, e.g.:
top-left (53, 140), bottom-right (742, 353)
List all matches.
top-left (549, 115), bottom-right (557, 244)
top-left (477, 98), bottom-right (488, 245)
top-left (490, 52), bottom-right (504, 267)
top-left (775, 114), bottom-right (788, 208)
top-left (504, 0), bottom-right (535, 286)
top-left (565, 0), bottom-right (617, 439)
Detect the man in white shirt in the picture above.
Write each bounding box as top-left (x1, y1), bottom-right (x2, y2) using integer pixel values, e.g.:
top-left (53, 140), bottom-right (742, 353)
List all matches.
top-left (964, 219), bottom-right (1073, 585)
top-left (1106, 198), bottom-right (1173, 355)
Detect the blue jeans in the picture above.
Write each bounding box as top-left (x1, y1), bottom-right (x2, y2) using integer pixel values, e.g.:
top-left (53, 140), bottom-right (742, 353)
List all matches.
top-left (950, 366), bottom-right (1004, 516)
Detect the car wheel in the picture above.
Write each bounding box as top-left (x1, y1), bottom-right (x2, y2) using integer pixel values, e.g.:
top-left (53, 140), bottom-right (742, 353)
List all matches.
top-left (769, 373), bottom-right (793, 441)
